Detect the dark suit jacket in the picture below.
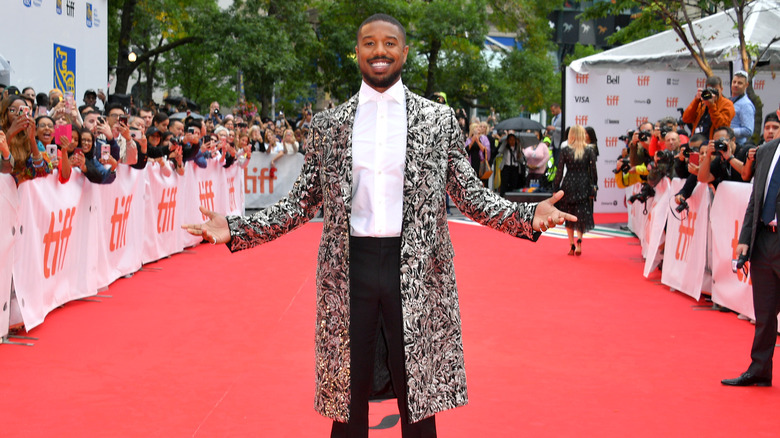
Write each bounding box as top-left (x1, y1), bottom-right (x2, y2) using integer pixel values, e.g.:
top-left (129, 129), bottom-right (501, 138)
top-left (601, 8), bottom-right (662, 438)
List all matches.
top-left (739, 138), bottom-right (780, 257)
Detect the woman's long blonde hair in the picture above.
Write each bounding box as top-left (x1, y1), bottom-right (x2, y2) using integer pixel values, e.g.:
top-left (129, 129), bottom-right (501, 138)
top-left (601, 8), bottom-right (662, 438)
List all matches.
top-left (568, 125), bottom-right (587, 160)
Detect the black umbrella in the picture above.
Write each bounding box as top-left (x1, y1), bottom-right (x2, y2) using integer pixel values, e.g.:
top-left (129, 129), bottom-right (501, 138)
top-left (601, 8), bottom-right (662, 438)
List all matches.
top-left (495, 117), bottom-right (545, 132)
top-left (169, 111), bottom-right (204, 120)
top-left (164, 96), bottom-right (199, 111)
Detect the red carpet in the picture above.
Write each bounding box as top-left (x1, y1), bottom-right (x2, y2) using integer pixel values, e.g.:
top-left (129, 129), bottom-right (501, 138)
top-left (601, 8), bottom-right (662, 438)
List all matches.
top-left (0, 219), bottom-right (777, 437)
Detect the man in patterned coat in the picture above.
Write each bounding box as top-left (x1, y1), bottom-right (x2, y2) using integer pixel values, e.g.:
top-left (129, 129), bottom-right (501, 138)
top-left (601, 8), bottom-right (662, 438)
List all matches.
top-left (184, 13), bottom-right (575, 438)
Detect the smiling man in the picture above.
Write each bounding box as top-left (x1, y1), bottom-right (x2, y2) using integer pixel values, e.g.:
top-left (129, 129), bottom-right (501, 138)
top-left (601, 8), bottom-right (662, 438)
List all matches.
top-left (184, 13), bottom-right (573, 438)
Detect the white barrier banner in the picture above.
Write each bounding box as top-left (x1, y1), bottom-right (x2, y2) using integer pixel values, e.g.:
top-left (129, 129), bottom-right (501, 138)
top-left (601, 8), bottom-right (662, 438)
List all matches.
top-left (661, 179), bottom-right (710, 300)
top-left (0, 175), bottom-right (18, 338)
top-left (710, 181), bottom-right (755, 318)
top-left (91, 166), bottom-right (146, 288)
top-left (143, 162), bottom-right (184, 264)
top-left (224, 164), bottom-right (245, 217)
top-left (13, 172), bottom-right (96, 329)
top-left (243, 153), bottom-right (304, 209)
top-left (642, 178), bottom-right (672, 277)
top-left (626, 183), bottom-right (646, 243)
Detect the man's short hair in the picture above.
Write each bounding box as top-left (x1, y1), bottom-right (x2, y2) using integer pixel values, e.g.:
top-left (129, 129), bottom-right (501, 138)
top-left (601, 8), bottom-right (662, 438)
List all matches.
top-left (705, 76), bottom-right (722, 88)
top-left (713, 125), bottom-right (735, 140)
top-left (689, 133), bottom-right (707, 145)
top-left (357, 13), bottom-right (406, 45)
top-left (105, 102), bottom-right (125, 114)
top-left (139, 106), bottom-right (154, 115)
top-left (734, 70), bottom-right (749, 79)
top-left (551, 103), bottom-right (561, 108)
top-left (764, 112), bottom-right (780, 125)
top-left (659, 116), bottom-right (676, 126)
top-left (185, 118), bottom-right (201, 130)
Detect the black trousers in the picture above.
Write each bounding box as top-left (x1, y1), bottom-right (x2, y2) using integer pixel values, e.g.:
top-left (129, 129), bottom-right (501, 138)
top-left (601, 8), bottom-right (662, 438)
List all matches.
top-left (330, 236), bottom-right (437, 438)
top-left (500, 165), bottom-right (520, 196)
top-left (747, 226), bottom-right (780, 378)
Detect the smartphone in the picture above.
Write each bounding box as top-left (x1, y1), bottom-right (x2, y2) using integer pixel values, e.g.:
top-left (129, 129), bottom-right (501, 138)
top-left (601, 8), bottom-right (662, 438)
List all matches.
top-left (689, 152), bottom-right (700, 166)
top-left (118, 115), bottom-right (128, 125)
top-left (46, 144), bottom-right (57, 158)
top-left (20, 106), bottom-right (30, 117)
top-left (54, 124), bottom-right (72, 146)
top-left (187, 127), bottom-right (198, 135)
top-left (65, 92), bottom-right (75, 110)
top-left (101, 143), bottom-right (111, 161)
top-left (130, 131), bottom-right (139, 139)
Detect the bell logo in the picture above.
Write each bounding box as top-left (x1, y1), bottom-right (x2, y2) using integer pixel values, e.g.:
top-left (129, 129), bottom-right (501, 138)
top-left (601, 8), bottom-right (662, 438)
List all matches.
top-left (606, 96), bottom-right (619, 106)
top-left (732, 220), bottom-right (752, 284)
top-left (666, 97), bottom-right (679, 108)
top-left (607, 75), bottom-right (620, 85)
top-left (575, 115), bottom-right (588, 125)
top-left (42, 207), bottom-right (76, 278)
top-left (244, 166), bottom-right (277, 195)
top-left (675, 212), bottom-right (696, 261)
top-left (199, 180), bottom-right (216, 220)
top-left (157, 187), bottom-right (177, 234)
top-left (605, 137), bottom-right (619, 148)
top-left (228, 177), bottom-right (237, 212)
top-left (603, 178), bottom-right (617, 188)
top-left (576, 73), bottom-right (589, 84)
top-left (637, 76), bottom-right (650, 86)
top-left (696, 78), bottom-right (706, 88)
top-left (753, 79), bottom-right (765, 90)
top-left (110, 195), bottom-right (133, 252)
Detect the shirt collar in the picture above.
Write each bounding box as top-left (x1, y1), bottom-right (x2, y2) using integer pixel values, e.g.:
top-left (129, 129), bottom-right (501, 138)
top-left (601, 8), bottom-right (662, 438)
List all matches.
top-left (358, 79), bottom-right (405, 107)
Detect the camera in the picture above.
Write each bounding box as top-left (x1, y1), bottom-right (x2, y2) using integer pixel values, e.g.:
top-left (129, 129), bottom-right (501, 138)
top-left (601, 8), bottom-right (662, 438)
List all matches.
top-left (681, 144), bottom-right (692, 158)
top-left (714, 138), bottom-right (729, 153)
top-left (676, 198), bottom-right (689, 213)
top-left (655, 149), bottom-right (674, 164)
top-left (659, 126), bottom-right (672, 138)
top-left (629, 183), bottom-right (655, 204)
top-left (613, 157), bottom-right (631, 174)
top-left (701, 87), bottom-right (719, 101)
top-left (637, 130), bottom-right (652, 142)
top-left (618, 130), bottom-right (635, 144)
top-left (732, 253), bottom-right (749, 273)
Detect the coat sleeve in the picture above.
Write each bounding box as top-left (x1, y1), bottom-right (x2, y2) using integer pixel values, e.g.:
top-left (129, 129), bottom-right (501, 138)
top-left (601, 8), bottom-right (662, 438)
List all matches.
top-left (445, 111), bottom-right (539, 241)
top-left (711, 98), bottom-right (736, 136)
top-left (682, 98), bottom-right (700, 125)
top-left (226, 116), bottom-right (324, 252)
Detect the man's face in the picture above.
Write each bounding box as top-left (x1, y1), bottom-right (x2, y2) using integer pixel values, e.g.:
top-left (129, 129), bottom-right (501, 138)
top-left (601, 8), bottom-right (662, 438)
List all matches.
top-left (83, 113), bottom-right (99, 132)
top-left (355, 20), bottom-right (409, 93)
top-left (763, 121), bottom-right (780, 142)
top-left (550, 105), bottom-right (561, 116)
top-left (23, 88), bottom-right (35, 100)
top-left (139, 110), bottom-right (153, 128)
top-left (129, 117), bottom-right (145, 131)
top-left (170, 120), bottom-right (184, 137)
top-left (712, 129), bottom-right (735, 154)
top-left (664, 132), bottom-right (680, 151)
top-left (731, 75), bottom-right (748, 97)
top-left (107, 108), bottom-right (125, 128)
top-left (84, 94), bottom-right (97, 106)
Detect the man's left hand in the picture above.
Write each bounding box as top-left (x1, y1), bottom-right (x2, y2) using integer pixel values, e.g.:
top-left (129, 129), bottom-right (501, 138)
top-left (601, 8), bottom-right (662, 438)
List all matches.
top-left (533, 190), bottom-right (577, 232)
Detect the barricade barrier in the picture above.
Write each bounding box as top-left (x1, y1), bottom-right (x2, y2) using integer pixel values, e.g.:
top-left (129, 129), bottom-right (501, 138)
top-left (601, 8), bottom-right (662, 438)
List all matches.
top-left (0, 157), bottom-right (263, 336)
top-left (629, 179), bottom-right (757, 319)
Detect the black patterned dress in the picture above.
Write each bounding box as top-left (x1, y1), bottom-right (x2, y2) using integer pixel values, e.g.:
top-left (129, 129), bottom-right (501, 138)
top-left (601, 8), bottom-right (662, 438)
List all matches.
top-left (553, 146), bottom-right (597, 232)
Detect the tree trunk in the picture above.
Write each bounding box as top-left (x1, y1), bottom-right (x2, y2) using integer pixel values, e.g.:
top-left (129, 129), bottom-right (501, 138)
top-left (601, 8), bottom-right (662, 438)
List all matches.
top-left (424, 38), bottom-right (442, 99)
top-left (114, 0), bottom-right (138, 95)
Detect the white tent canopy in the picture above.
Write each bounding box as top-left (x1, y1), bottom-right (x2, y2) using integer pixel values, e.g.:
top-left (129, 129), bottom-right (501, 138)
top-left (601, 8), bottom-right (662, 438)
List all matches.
top-left (570, 0), bottom-right (780, 73)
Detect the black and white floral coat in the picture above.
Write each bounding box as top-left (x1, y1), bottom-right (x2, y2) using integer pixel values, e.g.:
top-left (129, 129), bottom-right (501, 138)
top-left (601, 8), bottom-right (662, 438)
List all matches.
top-left (226, 88), bottom-right (540, 423)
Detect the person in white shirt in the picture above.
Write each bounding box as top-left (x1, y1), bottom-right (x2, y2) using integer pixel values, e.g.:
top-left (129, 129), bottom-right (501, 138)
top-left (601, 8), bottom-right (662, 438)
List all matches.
top-left (184, 13), bottom-right (574, 437)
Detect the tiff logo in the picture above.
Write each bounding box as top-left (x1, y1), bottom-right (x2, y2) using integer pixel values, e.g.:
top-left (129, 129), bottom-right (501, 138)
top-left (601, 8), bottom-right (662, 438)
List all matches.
top-left (696, 78), bottom-right (706, 88)
top-left (199, 181), bottom-right (216, 220)
top-left (575, 115), bottom-right (588, 125)
top-left (244, 166), bottom-right (277, 195)
top-left (675, 212), bottom-right (697, 261)
top-left (666, 97), bottom-right (679, 108)
top-left (43, 207), bottom-right (76, 278)
top-left (606, 95), bottom-right (619, 106)
top-left (605, 137), bottom-right (619, 148)
top-left (157, 187), bottom-right (177, 234)
top-left (228, 177), bottom-right (237, 212)
top-left (576, 73), bottom-right (589, 84)
top-left (753, 79), bottom-right (765, 90)
top-left (636, 116), bottom-right (648, 126)
top-left (637, 76), bottom-right (650, 86)
top-left (66, 0), bottom-right (75, 17)
top-left (732, 220), bottom-right (752, 284)
top-left (110, 195), bottom-right (132, 252)
top-left (603, 178), bottom-right (617, 189)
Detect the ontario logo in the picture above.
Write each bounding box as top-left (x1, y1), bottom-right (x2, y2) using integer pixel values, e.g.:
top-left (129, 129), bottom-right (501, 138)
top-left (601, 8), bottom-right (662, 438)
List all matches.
top-left (53, 44), bottom-right (76, 94)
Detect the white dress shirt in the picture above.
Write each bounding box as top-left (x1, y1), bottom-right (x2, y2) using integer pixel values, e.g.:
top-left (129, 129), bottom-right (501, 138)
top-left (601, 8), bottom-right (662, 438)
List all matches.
top-left (763, 143), bottom-right (780, 225)
top-left (350, 79), bottom-right (407, 237)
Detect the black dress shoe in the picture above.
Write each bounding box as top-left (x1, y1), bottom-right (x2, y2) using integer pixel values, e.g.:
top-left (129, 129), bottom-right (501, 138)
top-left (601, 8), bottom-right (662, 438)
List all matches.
top-left (721, 372), bottom-right (772, 387)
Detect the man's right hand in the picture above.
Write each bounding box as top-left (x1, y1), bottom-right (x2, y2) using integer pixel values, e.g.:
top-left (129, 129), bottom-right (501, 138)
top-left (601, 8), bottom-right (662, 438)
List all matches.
top-left (736, 243), bottom-right (749, 257)
top-left (182, 206), bottom-right (231, 244)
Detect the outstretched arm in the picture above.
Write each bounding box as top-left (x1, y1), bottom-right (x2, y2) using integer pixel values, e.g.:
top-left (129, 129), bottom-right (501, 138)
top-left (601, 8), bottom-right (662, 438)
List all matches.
top-left (182, 206), bottom-right (231, 244)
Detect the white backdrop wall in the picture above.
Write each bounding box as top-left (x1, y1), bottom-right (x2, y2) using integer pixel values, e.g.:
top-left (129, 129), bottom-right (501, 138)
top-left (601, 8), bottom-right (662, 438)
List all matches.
top-left (2, 1), bottom-right (108, 97)
top-left (565, 66), bottom-right (780, 213)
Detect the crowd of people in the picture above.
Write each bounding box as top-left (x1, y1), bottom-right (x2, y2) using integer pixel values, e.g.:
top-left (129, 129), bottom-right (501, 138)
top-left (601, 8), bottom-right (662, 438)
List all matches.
top-left (0, 84), bottom-right (316, 188)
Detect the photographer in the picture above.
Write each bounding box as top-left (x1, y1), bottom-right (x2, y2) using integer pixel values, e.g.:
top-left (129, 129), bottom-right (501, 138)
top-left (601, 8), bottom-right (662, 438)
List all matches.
top-left (682, 76), bottom-right (735, 141)
top-left (629, 121), bottom-right (654, 168)
top-left (673, 134), bottom-right (707, 207)
top-left (741, 112), bottom-right (780, 182)
top-left (697, 126), bottom-right (750, 190)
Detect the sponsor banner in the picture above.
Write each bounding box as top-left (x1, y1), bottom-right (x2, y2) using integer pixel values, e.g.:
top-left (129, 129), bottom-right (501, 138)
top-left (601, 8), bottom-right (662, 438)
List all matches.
top-left (710, 181), bottom-right (755, 319)
top-left (244, 153), bottom-right (305, 209)
top-left (4, 1), bottom-right (108, 102)
top-left (565, 66), bottom-right (780, 213)
top-left (13, 172), bottom-right (96, 329)
top-left (661, 179), bottom-right (710, 300)
top-left (643, 178), bottom-right (672, 277)
top-left (143, 161), bottom-right (184, 264)
top-left (224, 164), bottom-right (245, 217)
top-left (0, 175), bottom-right (18, 338)
top-left (91, 166), bottom-right (146, 288)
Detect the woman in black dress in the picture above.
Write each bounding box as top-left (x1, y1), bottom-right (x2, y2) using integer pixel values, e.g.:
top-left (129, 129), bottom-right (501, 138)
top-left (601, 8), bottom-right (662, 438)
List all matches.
top-left (553, 125), bottom-right (597, 255)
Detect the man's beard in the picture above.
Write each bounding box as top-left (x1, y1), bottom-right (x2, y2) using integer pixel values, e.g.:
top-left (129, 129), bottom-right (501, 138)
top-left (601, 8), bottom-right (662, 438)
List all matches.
top-left (363, 68), bottom-right (402, 91)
